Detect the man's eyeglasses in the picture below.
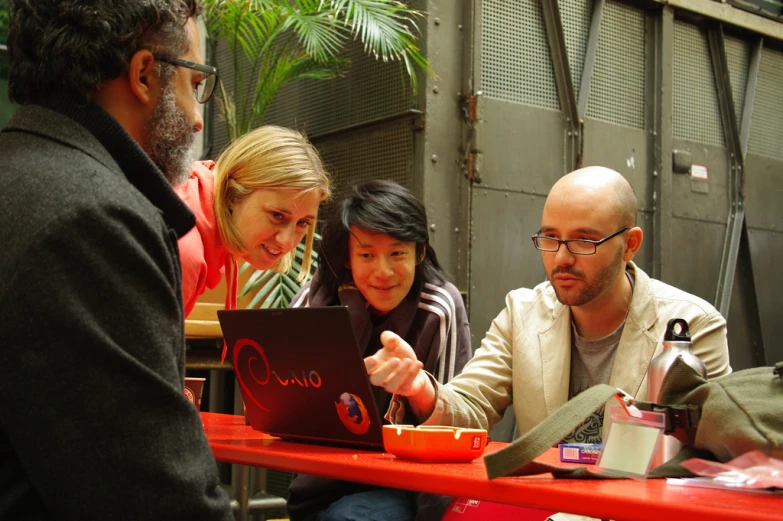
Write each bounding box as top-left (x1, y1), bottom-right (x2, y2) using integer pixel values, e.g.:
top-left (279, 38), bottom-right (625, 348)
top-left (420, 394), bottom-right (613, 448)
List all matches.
top-left (153, 54), bottom-right (218, 104)
top-left (531, 227), bottom-right (629, 255)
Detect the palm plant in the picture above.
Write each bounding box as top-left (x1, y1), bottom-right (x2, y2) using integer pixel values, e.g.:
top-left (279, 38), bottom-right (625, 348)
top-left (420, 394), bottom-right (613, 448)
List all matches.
top-left (238, 237), bottom-right (320, 308)
top-left (201, 0), bottom-right (431, 308)
top-left (202, 0), bottom-right (431, 142)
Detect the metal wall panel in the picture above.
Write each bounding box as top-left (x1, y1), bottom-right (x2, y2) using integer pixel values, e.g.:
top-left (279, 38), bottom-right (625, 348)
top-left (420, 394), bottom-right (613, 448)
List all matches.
top-left (744, 153), bottom-right (783, 364)
top-left (479, 0), bottom-right (559, 109)
top-left (468, 0), bottom-right (585, 347)
top-left (672, 21), bottom-right (725, 147)
top-left (669, 141), bottom-right (730, 223)
top-left (264, 41), bottom-right (415, 137)
top-left (635, 212), bottom-right (655, 277)
top-left (738, 43), bottom-right (783, 367)
top-left (727, 245), bottom-right (766, 369)
top-left (744, 155), bottom-right (783, 233)
top-left (559, 0), bottom-right (593, 97)
top-left (581, 123), bottom-right (651, 208)
top-left (417, 0), bottom-right (472, 286)
top-left (724, 34), bottom-right (752, 126)
top-left (475, 100), bottom-right (567, 191)
top-left (210, 38), bottom-right (234, 156)
top-left (313, 121), bottom-right (415, 202)
top-left (747, 46), bottom-right (783, 160)
top-left (212, 30), bottom-right (416, 170)
top-left (469, 189), bottom-right (547, 346)
top-left (748, 229), bottom-right (783, 363)
top-left (586, 0), bottom-right (647, 129)
top-left (743, 44), bottom-right (783, 363)
top-left (574, 3), bottom-right (653, 285)
top-left (670, 218), bottom-right (728, 303)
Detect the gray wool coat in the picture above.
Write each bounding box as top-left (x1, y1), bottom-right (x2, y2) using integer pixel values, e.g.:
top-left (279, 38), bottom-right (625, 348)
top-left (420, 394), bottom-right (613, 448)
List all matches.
top-left (0, 99), bottom-right (233, 520)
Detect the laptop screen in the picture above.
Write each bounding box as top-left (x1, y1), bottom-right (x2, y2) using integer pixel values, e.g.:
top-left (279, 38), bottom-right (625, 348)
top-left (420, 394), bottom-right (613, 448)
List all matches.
top-left (217, 307), bottom-right (385, 449)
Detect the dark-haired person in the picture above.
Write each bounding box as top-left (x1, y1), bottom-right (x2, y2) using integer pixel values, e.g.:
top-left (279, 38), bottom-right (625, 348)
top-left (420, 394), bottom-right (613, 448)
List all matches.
top-left (0, 1), bottom-right (232, 519)
top-left (286, 180), bottom-right (472, 521)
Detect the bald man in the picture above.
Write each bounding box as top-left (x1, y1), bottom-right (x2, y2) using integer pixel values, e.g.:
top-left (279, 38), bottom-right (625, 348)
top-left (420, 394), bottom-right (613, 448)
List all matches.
top-left (366, 166), bottom-right (731, 443)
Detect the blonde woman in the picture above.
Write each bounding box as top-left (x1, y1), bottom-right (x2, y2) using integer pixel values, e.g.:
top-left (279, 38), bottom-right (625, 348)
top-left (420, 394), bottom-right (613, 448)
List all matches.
top-left (176, 125), bottom-right (331, 321)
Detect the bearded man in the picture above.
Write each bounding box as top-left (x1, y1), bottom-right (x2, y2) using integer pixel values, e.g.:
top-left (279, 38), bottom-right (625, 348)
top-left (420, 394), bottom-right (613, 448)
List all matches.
top-left (365, 166), bottom-right (731, 441)
top-left (363, 166), bottom-right (733, 520)
top-left (0, 1), bottom-right (231, 519)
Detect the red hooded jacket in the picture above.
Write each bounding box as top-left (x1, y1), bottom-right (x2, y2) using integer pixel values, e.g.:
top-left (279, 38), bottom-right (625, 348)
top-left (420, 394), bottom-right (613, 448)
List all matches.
top-left (175, 161), bottom-right (238, 318)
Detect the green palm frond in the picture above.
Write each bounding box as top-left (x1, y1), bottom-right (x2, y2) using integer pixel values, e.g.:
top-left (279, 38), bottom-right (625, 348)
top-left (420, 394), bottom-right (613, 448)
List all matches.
top-left (247, 52), bottom-right (345, 130)
top-left (285, 11), bottom-right (345, 63)
top-left (328, 0), bottom-right (418, 57)
top-left (203, 0), bottom-right (275, 52)
top-left (203, 0), bottom-right (431, 139)
top-left (239, 236), bottom-right (320, 309)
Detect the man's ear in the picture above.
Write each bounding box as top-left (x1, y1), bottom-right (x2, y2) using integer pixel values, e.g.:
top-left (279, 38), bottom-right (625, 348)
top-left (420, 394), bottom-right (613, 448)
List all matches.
top-left (623, 226), bottom-right (643, 262)
top-left (128, 50), bottom-right (159, 106)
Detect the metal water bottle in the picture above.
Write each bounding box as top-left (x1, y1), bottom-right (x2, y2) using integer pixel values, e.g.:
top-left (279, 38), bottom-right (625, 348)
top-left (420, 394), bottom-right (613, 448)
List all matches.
top-left (648, 318), bottom-right (707, 468)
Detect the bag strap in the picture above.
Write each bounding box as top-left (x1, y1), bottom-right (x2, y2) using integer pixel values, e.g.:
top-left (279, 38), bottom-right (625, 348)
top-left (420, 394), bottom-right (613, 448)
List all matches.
top-left (483, 384), bottom-right (618, 479)
top-left (483, 384), bottom-right (712, 480)
top-left (634, 402), bottom-right (701, 436)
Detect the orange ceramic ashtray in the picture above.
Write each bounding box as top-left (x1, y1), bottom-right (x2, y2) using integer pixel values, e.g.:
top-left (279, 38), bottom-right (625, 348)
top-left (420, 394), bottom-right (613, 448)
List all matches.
top-left (382, 425), bottom-right (488, 462)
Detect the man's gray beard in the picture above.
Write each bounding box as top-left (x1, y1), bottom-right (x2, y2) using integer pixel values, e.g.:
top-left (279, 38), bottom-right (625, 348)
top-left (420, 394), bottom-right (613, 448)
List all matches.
top-left (146, 80), bottom-right (195, 186)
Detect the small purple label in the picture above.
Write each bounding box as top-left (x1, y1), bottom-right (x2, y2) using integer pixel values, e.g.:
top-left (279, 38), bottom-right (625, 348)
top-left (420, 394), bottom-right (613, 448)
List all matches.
top-left (559, 443), bottom-right (602, 464)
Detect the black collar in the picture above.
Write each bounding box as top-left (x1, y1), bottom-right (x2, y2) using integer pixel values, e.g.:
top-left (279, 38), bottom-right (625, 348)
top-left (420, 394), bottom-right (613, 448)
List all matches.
top-left (38, 96), bottom-right (195, 238)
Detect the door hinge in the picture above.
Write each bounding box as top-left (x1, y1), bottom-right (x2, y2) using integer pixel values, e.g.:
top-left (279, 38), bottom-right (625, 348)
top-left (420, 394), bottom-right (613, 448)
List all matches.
top-left (464, 151), bottom-right (481, 184)
top-left (460, 92), bottom-right (481, 183)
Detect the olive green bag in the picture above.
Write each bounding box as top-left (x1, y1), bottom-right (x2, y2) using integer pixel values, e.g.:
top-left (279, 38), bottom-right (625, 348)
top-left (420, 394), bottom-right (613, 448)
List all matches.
top-left (484, 358), bottom-right (783, 479)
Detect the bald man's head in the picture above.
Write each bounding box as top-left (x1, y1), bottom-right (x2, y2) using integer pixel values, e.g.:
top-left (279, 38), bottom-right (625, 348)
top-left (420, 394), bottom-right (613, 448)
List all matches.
top-left (547, 167), bottom-right (637, 228)
top-left (539, 167), bottom-right (643, 309)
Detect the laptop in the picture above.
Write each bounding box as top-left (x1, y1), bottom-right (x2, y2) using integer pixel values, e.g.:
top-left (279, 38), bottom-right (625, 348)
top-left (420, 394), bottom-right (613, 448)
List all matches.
top-left (217, 307), bottom-right (386, 450)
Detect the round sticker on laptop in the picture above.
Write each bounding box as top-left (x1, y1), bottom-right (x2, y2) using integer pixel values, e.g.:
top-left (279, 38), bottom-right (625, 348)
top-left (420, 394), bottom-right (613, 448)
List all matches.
top-left (335, 392), bottom-right (371, 435)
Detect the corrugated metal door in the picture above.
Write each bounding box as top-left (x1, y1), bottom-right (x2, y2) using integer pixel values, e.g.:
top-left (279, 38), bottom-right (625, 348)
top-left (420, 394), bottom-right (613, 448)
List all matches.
top-left (466, 0), bottom-right (782, 367)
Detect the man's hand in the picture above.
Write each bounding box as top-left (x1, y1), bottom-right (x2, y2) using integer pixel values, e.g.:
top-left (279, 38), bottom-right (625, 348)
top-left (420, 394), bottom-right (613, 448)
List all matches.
top-left (364, 331), bottom-right (436, 419)
top-left (364, 331), bottom-right (424, 395)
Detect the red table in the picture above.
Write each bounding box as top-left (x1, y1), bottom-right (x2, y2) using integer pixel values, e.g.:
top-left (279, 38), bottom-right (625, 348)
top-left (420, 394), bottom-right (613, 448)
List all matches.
top-left (202, 412), bottom-right (782, 521)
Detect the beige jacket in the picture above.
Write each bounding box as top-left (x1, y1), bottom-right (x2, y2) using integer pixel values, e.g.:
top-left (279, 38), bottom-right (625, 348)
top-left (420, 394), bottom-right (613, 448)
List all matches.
top-left (423, 262), bottom-right (731, 436)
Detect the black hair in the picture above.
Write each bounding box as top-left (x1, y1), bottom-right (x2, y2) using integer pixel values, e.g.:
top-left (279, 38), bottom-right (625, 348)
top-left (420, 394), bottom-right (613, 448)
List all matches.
top-left (8, 0), bottom-right (201, 105)
top-left (318, 180), bottom-right (447, 298)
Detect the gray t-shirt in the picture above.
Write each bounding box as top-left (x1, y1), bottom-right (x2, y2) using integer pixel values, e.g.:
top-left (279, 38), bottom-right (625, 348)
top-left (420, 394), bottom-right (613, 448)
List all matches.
top-left (562, 273), bottom-right (635, 444)
top-left (562, 321), bottom-right (624, 443)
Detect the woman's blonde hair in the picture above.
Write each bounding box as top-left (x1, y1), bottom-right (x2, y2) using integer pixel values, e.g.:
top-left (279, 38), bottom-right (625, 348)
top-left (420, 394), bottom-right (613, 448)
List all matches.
top-left (213, 125), bottom-right (332, 280)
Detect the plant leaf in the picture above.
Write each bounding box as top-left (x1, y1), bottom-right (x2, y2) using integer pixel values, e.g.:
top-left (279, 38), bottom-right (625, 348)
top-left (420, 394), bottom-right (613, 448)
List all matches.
top-left (287, 11), bottom-right (347, 63)
top-left (239, 270), bottom-right (277, 298)
top-left (238, 233), bottom-right (322, 309)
